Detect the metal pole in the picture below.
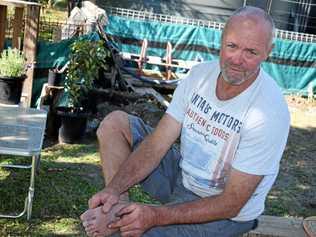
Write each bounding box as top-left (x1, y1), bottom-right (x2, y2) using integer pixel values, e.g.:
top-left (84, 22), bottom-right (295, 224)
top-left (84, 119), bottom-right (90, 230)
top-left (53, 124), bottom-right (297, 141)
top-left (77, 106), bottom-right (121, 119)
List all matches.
top-left (243, 0), bottom-right (247, 7)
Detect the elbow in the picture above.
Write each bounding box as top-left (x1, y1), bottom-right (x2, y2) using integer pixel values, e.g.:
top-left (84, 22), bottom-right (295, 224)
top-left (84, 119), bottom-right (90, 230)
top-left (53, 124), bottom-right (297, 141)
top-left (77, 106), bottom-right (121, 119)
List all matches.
top-left (227, 205), bottom-right (243, 218)
top-left (224, 199), bottom-right (245, 219)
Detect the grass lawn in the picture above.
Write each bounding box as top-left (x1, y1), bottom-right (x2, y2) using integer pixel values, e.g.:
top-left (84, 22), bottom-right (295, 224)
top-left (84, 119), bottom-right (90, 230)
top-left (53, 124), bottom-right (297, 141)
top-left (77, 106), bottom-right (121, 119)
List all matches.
top-left (0, 142), bottom-right (100, 236)
top-left (0, 139), bottom-right (155, 236)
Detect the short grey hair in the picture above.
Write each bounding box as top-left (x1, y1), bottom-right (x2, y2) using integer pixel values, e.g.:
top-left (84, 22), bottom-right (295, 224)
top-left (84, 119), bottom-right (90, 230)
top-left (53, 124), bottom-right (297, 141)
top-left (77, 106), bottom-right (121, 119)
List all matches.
top-left (223, 6), bottom-right (275, 46)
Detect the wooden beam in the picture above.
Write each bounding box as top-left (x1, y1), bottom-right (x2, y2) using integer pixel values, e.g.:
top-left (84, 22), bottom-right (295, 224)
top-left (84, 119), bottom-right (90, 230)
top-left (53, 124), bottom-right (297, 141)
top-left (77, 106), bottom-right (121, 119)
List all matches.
top-left (120, 52), bottom-right (199, 69)
top-left (22, 4), bottom-right (40, 107)
top-left (0, 5), bottom-right (7, 52)
top-left (243, 215), bottom-right (307, 237)
top-left (12, 7), bottom-right (24, 49)
top-left (0, 0), bottom-right (41, 8)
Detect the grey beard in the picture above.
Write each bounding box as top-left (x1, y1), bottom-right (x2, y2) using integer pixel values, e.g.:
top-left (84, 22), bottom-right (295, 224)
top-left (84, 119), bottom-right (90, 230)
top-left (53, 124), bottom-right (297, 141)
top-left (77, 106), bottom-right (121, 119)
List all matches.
top-left (221, 68), bottom-right (260, 86)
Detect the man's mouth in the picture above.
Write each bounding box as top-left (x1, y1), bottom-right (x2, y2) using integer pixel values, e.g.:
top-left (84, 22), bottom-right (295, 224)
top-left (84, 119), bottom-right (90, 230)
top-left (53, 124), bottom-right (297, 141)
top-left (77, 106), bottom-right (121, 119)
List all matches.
top-left (228, 66), bottom-right (244, 72)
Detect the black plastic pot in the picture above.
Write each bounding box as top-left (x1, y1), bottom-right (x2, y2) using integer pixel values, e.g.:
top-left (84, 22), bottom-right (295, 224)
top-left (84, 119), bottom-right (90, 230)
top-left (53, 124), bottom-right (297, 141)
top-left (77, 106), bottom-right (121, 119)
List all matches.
top-left (48, 69), bottom-right (63, 86)
top-left (0, 75), bottom-right (26, 104)
top-left (56, 107), bottom-right (89, 144)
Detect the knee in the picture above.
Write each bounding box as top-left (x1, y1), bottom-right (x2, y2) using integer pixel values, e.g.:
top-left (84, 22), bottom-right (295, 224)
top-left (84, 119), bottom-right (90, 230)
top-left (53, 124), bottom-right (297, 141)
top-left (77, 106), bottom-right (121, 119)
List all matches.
top-left (97, 110), bottom-right (129, 138)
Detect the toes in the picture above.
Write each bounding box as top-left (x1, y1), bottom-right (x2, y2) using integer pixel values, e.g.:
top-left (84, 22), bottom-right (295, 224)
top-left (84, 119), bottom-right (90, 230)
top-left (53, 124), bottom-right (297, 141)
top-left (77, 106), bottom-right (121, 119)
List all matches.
top-left (85, 223), bottom-right (97, 233)
top-left (81, 210), bottom-right (91, 221)
top-left (82, 220), bottom-right (91, 228)
top-left (82, 219), bottom-right (97, 233)
top-left (92, 232), bottom-right (100, 237)
top-left (86, 230), bottom-right (96, 237)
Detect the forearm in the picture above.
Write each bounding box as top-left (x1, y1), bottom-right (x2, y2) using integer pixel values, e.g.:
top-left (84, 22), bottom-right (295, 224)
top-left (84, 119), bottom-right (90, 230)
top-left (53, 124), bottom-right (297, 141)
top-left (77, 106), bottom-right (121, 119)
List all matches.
top-left (153, 169), bottom-right (263, 226)
top-left (154, 195), bottom-right (240, 226)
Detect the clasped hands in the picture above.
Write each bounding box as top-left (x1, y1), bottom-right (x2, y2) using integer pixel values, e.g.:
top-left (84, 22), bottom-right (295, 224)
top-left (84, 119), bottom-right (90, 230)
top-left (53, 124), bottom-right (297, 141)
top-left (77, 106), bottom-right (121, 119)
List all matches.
top-left (87, 188), bottom-right (157, 237)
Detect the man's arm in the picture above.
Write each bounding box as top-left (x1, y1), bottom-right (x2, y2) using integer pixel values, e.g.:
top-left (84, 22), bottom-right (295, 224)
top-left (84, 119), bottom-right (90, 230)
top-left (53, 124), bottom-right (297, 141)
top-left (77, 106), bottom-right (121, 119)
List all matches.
top-left (106, 113), bottom-right (182, 196)
top-left (111, 168), bottom-right (262, 236)
top-left (154, 168), bottom-right (263, 225)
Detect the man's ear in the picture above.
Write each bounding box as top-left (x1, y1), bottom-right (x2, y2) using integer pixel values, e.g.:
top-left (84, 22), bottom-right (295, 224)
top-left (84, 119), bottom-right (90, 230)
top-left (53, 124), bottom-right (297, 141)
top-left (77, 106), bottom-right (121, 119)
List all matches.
top-left (265, 43), bottom-right (274, 59)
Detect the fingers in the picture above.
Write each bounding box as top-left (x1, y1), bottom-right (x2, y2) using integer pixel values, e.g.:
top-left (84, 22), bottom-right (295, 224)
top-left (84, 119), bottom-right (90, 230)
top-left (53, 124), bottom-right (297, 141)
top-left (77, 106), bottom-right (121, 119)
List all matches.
top-left (88, 190), bottom-right (120, 213)
top-left (88, 194), bottom-right (101, 209)
top-left (102, 197), bottom-right (119, 213)
top-left (115, 204), bottom-right (135, 217)
top-left (109, 209), bottom-right (135, 229)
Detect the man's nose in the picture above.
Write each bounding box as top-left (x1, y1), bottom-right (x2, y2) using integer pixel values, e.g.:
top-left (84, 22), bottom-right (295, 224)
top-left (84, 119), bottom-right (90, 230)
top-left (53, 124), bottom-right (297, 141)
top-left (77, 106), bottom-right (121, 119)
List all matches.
top-left (230, 51), bottom-right (243, 65)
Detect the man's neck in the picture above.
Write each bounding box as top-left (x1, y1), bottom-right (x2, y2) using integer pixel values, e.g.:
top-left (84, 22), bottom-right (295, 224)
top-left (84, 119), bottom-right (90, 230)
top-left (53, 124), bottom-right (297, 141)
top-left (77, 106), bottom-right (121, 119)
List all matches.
top-left (216, 72), bottom-right (259, 101)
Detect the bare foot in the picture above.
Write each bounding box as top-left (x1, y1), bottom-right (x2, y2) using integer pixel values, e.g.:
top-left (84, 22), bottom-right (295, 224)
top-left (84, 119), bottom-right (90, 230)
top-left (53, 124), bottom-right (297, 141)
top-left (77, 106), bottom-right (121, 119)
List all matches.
top-left (81, 201), bottom-right (128, 237)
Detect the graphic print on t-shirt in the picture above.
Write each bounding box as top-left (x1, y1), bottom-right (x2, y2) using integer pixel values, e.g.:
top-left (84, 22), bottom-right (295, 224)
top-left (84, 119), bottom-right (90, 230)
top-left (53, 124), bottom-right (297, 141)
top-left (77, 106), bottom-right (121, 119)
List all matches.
top-left (180, 91), bottom-right (243, 195)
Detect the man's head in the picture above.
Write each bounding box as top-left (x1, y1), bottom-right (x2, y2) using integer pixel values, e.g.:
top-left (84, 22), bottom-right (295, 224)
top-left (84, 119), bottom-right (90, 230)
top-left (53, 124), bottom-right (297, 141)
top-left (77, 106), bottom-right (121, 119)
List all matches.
top-left (219, 6), bottom-right (275, 86)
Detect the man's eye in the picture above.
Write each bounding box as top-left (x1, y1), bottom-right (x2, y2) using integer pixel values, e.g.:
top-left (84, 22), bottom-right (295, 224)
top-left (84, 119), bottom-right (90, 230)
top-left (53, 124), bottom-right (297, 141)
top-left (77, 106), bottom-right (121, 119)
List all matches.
top-left (247, 50), bottom-right (258, 56)
top-left (227, 44), bottom-right (236, 48)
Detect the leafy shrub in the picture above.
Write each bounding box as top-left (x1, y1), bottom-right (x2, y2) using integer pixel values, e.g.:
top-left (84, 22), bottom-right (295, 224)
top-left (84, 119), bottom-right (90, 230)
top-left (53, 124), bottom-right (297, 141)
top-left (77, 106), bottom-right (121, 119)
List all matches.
top-left (65, 39), bottom-right (110, 108)
top-left (0, 48), bottom-right (26, 78)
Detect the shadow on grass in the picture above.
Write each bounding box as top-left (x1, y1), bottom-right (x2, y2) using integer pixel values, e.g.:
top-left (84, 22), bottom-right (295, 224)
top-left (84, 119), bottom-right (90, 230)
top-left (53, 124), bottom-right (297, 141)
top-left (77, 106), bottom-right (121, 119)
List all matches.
top-left (265, 126), bottom-right (316, 218)
top-left (0, 141), bottom-right (103, 236)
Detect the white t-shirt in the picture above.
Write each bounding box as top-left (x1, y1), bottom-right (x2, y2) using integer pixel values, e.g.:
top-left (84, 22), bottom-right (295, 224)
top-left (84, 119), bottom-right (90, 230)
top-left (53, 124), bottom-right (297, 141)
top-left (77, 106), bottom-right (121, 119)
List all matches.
top-left (166, 61), bottom-right (290, 221)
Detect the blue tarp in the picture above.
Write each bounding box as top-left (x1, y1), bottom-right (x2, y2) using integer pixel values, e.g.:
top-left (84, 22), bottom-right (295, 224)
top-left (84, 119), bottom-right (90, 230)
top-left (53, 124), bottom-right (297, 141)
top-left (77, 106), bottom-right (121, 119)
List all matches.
top-left (105, 15), bottom-right (316, 95)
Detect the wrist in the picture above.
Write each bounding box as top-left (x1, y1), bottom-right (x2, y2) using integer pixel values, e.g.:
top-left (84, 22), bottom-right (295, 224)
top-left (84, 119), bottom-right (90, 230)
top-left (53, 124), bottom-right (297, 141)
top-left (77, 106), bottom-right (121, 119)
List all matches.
top-left (152, 205), bottom-right (170, 226)
top-left (104, 185), bottom-right (120, 196)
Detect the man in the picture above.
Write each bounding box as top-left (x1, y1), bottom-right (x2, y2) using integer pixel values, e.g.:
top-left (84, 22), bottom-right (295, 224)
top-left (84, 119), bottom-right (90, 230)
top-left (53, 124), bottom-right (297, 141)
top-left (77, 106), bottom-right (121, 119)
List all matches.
top-left (81, 6), bottom-right (290, 237)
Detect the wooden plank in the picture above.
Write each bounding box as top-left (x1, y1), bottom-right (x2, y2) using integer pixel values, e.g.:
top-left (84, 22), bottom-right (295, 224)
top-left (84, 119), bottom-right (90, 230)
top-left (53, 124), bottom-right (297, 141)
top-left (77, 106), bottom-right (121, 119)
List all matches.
top-left (0, 5), bottom-right (7, 52)
top-left (242, 215), bottom-right (307, 237)
top-left (121, 73), bottom-right (177, 90)
top-left (12, 7), bottom-right (24, 49)
top-left (0, 0), bottom-right (41, 8)
top-left (121, 52), bottom-right (199, 69)
top-left (22, 4), bottom-right (40, 107)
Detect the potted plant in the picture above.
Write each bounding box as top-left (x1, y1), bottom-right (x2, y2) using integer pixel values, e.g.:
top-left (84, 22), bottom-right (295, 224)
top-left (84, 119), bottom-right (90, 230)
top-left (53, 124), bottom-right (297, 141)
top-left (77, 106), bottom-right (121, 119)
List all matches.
top-left (0, 48), bottom-right (27, 105)
top-left (57, 39), bottom-right (110, 143)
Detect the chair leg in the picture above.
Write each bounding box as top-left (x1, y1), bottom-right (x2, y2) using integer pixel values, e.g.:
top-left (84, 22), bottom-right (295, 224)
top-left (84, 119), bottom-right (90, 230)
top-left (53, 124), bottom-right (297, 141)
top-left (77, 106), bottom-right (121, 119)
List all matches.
top-left (26, 190), bottom-right (33, 220)
top-left (26, 155), bottom-right (38, 220)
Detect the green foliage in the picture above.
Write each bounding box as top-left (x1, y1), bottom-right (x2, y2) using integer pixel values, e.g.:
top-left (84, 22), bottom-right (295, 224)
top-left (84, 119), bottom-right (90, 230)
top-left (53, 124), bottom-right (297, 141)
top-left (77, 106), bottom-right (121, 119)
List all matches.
top-left (65, 40), bottom-right (110, 108)
top-left (0, 48), bottom-right (26, 78)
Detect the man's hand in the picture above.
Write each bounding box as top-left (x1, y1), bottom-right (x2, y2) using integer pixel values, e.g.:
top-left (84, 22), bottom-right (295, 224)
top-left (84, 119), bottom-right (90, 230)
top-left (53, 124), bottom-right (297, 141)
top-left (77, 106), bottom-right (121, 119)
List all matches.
top-left (108, 203), bottom-right (158, 237)
top-left (88, 188), bottom-right (120, 213)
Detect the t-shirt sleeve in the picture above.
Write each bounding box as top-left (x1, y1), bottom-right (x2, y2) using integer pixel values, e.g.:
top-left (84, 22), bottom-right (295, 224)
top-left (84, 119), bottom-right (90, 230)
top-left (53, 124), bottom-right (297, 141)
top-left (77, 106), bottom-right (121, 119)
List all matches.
top-left (232, 107), bottom-right (290, 175)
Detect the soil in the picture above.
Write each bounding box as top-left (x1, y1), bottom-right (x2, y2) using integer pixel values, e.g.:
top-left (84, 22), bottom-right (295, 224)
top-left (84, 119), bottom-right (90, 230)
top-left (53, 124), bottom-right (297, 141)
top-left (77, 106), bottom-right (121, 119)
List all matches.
top-left (89, 91), bottom-right (316, 218)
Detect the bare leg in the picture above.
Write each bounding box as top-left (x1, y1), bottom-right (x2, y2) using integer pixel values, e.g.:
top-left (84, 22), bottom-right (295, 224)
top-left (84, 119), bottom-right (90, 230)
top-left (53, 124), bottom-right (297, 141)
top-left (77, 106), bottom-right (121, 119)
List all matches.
top-left (96, 110), bottom-right (133, 200)
top-left (97, 110), bottom-right (132, 186)
top-left (82, 112), bottom-right (133, 236)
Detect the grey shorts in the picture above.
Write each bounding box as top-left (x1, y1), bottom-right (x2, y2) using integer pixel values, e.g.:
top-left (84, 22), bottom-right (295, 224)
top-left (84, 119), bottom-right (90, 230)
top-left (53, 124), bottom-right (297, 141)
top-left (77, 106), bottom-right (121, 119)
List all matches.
top-left (128, 115), bottom-right (257, 237)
